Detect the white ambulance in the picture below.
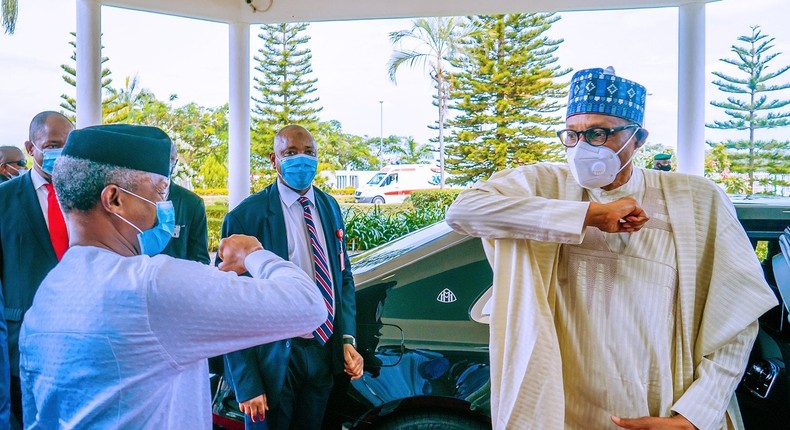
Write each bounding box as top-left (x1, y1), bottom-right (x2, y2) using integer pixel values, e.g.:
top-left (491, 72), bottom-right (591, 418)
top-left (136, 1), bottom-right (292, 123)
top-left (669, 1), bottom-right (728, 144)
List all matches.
top-left (354, 164), bottom-right (441, 204)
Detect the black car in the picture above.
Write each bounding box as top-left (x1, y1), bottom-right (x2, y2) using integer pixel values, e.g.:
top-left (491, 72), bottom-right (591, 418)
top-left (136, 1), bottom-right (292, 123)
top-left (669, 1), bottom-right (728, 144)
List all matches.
top-left (212, 198), bottom-right (790, 430)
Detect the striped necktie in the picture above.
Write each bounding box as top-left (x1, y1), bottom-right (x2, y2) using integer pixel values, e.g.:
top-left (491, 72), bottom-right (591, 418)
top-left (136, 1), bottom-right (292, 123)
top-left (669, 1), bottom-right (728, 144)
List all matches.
top-left (298, 196), bottom-right (334, 345)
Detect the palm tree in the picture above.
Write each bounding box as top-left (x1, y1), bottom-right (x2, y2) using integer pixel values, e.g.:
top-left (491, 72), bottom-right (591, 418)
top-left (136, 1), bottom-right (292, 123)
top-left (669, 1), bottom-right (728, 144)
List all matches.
top-left (3, 0), bottom-right (18, 34)
top-left (387, 137), bottom-right (433, 164)
top-left (387, 17), bottom-right (467, 189)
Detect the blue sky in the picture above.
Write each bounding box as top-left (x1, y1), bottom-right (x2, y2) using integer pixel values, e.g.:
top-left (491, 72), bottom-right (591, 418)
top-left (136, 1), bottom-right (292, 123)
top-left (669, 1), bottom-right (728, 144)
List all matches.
top-left (1, 0), bottom-right (789, 154)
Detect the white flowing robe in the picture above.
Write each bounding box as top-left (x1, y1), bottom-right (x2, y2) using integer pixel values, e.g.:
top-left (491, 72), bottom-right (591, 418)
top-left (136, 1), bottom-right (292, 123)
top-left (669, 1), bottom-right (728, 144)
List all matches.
top-left (446, 164), bottom-right (777, 430)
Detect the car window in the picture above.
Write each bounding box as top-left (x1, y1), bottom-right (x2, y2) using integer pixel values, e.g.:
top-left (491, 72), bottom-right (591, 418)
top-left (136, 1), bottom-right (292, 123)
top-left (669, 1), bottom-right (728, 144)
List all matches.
top-left (382, 259), bottom-right (492, 322)
top-left (470, 287), bottom-right (493, 324)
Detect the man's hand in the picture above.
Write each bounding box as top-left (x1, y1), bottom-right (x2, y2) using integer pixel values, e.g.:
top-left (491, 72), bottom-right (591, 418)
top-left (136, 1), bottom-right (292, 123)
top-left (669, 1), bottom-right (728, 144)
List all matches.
top-left (238, 393), bottom-right (268, 423)
top-left (585, 197), bottom-right (649, 233)
top-left (217, 234), bottom-right (264, 274)
top-left (612, 414), bottom-right (697, 430)
top-left (343, 343), bottom-right (364, 380)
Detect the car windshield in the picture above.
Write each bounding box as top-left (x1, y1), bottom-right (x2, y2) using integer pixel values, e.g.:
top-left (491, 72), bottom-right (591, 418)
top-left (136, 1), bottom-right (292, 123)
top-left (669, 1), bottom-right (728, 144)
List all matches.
top-left (351, 221), bottom-right (455, 275)
top-left (367, 173), bottom-right (386, 186)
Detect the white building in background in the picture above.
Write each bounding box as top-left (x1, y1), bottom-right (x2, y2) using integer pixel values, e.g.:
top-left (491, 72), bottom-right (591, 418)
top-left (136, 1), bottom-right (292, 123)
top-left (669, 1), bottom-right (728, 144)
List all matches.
top-left (320, 169), bottom-right (377, 190)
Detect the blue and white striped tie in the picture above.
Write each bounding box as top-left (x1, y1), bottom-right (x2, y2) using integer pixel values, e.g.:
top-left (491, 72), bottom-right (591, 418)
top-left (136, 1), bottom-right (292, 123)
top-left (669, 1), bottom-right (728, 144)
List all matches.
top-left (298, 196), bottom-right (334, 345)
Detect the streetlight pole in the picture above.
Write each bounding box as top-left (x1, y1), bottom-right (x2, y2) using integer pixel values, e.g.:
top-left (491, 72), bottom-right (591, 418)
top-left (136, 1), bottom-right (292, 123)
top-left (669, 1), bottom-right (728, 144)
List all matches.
top-left (379, 100), bottom-right (384, 157)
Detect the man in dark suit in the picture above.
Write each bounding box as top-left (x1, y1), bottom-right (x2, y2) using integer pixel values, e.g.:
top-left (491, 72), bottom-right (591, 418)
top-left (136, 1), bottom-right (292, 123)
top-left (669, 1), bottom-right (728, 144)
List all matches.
top-left (0, 111), bottom-right (74, 428)
top-left (161, 144), bottom-right (210, 265)
top-left (220, 125), bottom-right (363, 430)
top-left (0, 147), bottom-right (26, 184)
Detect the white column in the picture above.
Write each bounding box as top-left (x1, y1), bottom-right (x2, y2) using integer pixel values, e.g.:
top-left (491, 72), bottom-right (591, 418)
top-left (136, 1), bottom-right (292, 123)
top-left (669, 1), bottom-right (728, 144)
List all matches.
top-left (228, 22), bottom-right (251, 209)
top-left (76, 0), bottom-right (102, 128)
top-left (677, 2), bottom-right (706, 176)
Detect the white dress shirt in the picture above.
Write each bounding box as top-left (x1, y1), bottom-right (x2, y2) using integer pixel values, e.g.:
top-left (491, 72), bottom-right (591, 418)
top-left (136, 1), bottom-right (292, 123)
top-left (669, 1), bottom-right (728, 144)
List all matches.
top-left (30, 168), bottom-right (51, 229)
top-left (276, 180), bottom-right (333, 280)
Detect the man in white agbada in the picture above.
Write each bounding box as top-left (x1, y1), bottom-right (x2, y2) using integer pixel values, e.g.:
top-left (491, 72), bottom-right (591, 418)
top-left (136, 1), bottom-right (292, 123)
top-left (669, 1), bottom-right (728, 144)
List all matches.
top-left (446, 67), bottom-right (777, 430)
top-left (18, 124), bottom-right (326, 429)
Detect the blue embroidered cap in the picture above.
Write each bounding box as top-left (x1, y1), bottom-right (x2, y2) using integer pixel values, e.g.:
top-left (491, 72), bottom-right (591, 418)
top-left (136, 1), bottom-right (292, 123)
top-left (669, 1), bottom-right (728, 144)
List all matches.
top-left (566, 67), bottom-right (647, 126)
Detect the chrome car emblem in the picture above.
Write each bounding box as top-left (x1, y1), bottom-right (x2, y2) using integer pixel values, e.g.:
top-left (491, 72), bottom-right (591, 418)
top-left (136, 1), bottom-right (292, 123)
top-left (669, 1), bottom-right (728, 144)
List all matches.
top-left (437, 288), bottom-right (457, 303)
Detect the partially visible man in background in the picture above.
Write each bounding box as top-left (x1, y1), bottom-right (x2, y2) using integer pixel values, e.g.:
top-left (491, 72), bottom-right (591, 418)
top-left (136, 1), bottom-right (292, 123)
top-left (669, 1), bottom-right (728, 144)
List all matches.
top-left (0, 111), bottom-right (74, 429)
top-left (0, 146), bottom-right (26, 184)
top-left (161, 143), bottom-right (210, 265)
top-left (653, 152), bottom-right (672, 171)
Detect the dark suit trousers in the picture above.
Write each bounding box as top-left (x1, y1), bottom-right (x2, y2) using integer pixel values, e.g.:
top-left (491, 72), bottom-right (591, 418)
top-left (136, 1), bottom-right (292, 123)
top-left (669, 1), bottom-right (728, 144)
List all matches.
top-left (255, 338), bottom-right (334, 430)
top-left (9, 375), bottom-right (22, 430)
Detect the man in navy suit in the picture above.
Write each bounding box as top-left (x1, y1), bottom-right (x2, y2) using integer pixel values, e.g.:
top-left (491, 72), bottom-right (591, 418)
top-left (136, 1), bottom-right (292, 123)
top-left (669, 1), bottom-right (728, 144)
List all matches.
top-left (0, 111), bottom-right (74, 428)
top-left (220, 125), bottom-right (363, 430)
top-left (161, 143), bottom-right (210, 265)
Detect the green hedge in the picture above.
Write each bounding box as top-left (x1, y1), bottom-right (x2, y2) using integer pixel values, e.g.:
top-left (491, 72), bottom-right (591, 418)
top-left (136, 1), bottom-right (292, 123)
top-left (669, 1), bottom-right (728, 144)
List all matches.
top-left (199, 194), bottom-right (454, 252)
top-left (194, 188), bottom-right (229, 196)
top-left (408, 189), bottom-right (463, 210)
top-left (205, 201), bottom-right (228, 252)
top-left (332, 186), bottom-right (356, 195)
top-left (342, 204), bottom-right (446, 252)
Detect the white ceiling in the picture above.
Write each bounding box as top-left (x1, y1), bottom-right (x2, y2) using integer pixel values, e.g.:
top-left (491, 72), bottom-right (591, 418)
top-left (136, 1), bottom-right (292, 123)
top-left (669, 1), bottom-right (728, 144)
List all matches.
top-left (100, 0), bottom-right (718, 24)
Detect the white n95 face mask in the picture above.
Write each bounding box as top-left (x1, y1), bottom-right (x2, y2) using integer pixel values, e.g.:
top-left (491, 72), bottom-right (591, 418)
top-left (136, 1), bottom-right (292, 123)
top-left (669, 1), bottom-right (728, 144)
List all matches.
top-left (566, 129), bottom-right (639, 189)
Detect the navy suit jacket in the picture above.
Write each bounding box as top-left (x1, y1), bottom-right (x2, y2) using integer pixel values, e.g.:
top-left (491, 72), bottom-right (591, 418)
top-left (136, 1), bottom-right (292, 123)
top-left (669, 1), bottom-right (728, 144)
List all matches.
top-left (161, 183), bottom-right (210, 265)
top-left (0, 172), bottom-right (60, 377)
top-left (218, 183), bottom-right (356, 405)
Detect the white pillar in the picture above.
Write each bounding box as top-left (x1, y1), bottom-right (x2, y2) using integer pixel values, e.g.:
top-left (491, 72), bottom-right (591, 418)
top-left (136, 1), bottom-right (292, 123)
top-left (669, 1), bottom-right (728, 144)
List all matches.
top-left (76, 0), bottom-right (102, 128)
top-left (677, 2), bottom-right (706, 176)
top-left (228, 22), bottom-right (251, 209)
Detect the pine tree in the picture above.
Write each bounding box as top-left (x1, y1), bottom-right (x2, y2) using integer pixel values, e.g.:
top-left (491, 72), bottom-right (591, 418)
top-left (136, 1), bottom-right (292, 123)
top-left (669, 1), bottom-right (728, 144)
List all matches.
top-left (252, 22), bottom-right (322, 130)
top-left (60, 32), bottom-right (126, 123)
top-left (707, 25), bottom-right (790, 195)
top-left (2, 0), bottom-right (17, 34)
top-left (445, 13), bottom-right (569, 184)
top-left (250, 22), bottom-right (323, 182)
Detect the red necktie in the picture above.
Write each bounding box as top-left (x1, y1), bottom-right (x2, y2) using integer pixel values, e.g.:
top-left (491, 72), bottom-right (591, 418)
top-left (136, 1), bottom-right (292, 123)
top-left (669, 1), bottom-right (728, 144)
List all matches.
top-left (44, 183), bottom-right (69, 260)
top-left (298, 196), bottom-right (334, 345)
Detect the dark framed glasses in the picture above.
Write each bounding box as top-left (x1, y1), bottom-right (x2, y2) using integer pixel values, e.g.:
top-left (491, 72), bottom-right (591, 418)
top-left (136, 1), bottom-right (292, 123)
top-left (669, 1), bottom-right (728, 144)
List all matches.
top-left (557, 124), bottom-right (639, 147)
top-left (3, 159), bottom-right (26, 168)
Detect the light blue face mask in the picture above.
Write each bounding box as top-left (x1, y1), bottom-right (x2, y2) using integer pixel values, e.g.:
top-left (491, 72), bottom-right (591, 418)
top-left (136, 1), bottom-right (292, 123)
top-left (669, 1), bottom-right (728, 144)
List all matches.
top-left (278, 154), bottom-right (318, 191)
top-left (33, 145), bottom-right (63, 175)
top-left (113, 187), bottom-right (175, 256)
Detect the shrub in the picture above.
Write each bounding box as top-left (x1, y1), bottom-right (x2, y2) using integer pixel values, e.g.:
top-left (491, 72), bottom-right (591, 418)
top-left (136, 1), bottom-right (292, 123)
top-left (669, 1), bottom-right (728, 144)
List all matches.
top-left (205, 201), bottom-right (229, 252)
top-left (194, 188), bottom-right (229, 196)
top-left (409, 189), bottom-right (462, 210)
top-left (198, 196), bottom-right (449, 253)
top-left (334, 195), bottom-right (356, 204)
top-left (332, 187), bottom-right (356, 195)
top-left (342, 204), bottom-right (447, 252)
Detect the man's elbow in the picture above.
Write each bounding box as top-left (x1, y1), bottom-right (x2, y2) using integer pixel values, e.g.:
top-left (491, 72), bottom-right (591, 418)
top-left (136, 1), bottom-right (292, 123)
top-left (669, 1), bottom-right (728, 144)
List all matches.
top-left (445, 202), bottom-right (468, 233)
top-left (301, 280), bottom-right (328, 330)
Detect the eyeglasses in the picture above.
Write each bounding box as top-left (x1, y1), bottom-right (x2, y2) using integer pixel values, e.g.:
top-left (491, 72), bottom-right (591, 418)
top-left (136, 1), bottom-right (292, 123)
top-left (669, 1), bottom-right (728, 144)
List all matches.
top-left (3, 160), bottom-right (26, 168)
top-left (556, 124), bottom-right (639, 147)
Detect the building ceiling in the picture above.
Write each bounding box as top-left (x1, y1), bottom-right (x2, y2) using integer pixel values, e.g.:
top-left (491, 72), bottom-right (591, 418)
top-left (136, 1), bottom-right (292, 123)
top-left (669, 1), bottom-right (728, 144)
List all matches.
top-left (100, 0), bottom-right (718, 24)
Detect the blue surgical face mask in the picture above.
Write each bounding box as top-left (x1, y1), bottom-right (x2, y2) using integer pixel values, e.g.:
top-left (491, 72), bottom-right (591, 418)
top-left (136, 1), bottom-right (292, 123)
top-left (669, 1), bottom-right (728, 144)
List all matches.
top-left (6, 163), bottom-right (27, 178)
top-left (32, 145), bottom-right (63, 175)
top-left (278, 154), bottom-right (318, 191)
top-left (113, 187), bottom-right (175, 256)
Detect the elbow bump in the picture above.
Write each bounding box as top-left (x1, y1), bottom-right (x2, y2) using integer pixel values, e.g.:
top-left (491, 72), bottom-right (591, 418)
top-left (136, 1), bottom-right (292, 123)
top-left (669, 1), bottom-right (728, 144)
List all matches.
top-left (307, 295), bottom-right (327, 328)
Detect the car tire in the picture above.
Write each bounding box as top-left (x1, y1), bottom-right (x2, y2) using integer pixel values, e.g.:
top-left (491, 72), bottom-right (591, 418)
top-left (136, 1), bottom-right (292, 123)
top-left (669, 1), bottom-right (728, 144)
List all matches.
top-left (372, 196), bottom-right (385, 204)
top-left (375, 411), bottom-right (489, 430)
